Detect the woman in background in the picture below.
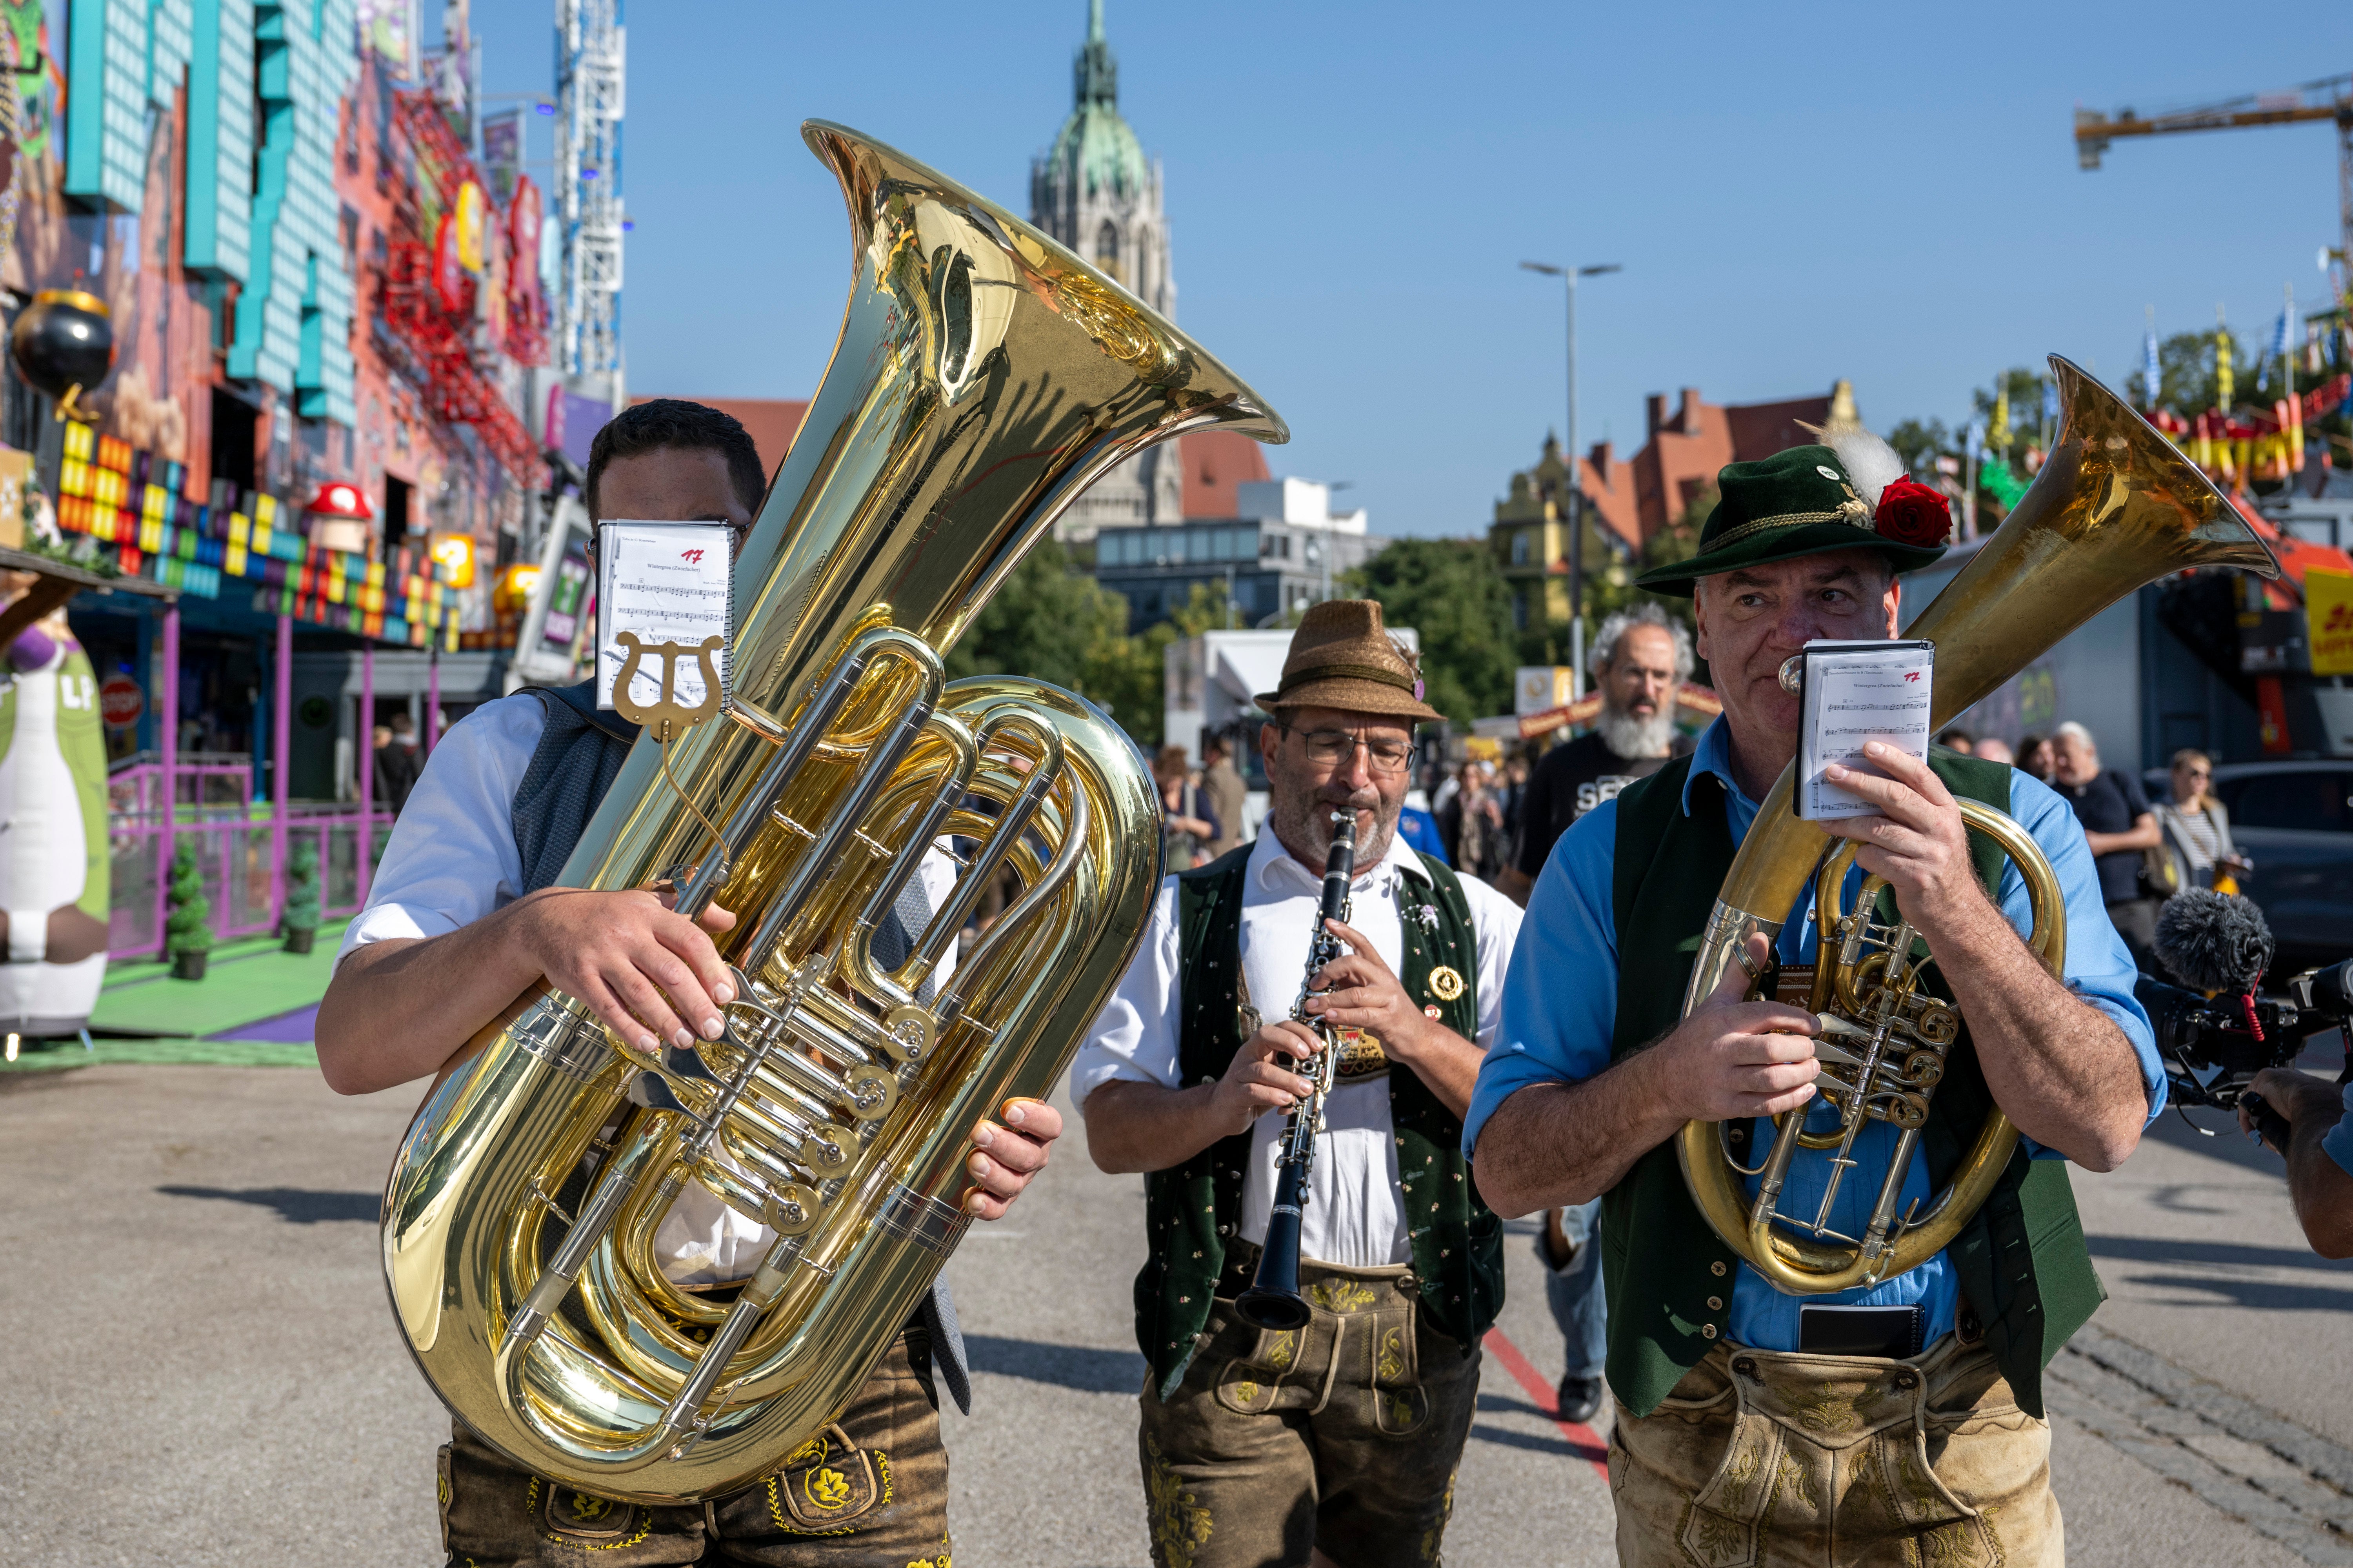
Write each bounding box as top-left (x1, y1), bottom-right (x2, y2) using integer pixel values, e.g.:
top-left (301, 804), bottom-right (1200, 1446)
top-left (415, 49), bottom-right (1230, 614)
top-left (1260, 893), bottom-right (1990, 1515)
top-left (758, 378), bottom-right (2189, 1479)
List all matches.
top-left (2155, 748), bottom-right (2249, 893)
top-left (1153, 744), bottom-right (1220, 872)
top-left (2015, 732), bottom-right (2057, 784)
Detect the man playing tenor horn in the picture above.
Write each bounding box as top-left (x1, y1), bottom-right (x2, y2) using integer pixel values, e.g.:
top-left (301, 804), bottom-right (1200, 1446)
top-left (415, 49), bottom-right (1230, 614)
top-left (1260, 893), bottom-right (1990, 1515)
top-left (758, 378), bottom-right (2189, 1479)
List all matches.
top-left (1467, 439), bottom-right (2159, 1566)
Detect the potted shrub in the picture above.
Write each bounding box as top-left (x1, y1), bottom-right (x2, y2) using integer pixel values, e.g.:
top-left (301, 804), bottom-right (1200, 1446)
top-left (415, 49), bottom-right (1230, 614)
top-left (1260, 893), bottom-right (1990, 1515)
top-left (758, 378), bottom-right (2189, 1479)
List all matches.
top-left (165, 839), bottom-right (212, 980)
top-left (282, 838), bottom-right (321, 954)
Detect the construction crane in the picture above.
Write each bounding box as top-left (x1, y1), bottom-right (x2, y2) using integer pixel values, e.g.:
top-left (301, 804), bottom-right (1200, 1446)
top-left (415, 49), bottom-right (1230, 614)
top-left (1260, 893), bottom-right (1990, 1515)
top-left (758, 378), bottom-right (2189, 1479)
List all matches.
top-left (2075, 73), bottom-right (2353, 266)
top-left (555, 0), bottom-right (625, 389)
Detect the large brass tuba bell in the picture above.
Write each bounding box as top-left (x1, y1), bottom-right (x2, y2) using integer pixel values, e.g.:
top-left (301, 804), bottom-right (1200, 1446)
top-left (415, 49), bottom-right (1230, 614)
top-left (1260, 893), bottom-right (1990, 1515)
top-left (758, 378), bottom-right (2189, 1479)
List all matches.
top-left (1677, 357), bottom-right (2275, 1294)
top-left (380, 122), bottom-right (1286, 1502)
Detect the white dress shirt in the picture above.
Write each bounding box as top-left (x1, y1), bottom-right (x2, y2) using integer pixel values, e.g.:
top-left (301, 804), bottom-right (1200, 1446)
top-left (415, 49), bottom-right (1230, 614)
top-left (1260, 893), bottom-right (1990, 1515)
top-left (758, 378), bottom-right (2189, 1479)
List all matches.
top-left (1072, 825), bottom-right (1521, 1268)
top-left (339, 690), bottom-right (959, 1286)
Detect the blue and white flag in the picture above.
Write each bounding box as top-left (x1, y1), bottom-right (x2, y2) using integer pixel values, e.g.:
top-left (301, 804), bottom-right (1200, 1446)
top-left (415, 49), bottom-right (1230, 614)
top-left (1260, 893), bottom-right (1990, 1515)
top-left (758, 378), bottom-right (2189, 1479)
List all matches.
top-left (1964, 420), bottom-right (1987, 461)
top-left (2144, 329), bottom-right (2162, 405)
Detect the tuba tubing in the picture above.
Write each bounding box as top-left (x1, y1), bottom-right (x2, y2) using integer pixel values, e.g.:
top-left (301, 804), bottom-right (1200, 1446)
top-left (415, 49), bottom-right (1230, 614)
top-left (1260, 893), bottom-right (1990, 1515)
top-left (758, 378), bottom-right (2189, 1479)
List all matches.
top-left (1673, 357), bottom-right (2277, 1293)
top-left (381, 122), bottom-right (1286, 1502)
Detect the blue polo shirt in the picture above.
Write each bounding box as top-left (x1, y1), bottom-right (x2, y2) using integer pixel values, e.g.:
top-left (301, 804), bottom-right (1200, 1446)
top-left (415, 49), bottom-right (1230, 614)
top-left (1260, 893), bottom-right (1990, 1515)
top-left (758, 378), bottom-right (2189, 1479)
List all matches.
top-left (1464, 717), bottom-right (2160, 1352)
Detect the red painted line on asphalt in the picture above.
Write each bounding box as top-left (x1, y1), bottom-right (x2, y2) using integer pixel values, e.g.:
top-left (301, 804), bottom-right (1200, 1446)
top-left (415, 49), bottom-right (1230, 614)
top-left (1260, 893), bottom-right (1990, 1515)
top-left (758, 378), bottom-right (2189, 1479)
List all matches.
top-left (1482, 1326), bottom-right (1611, 1481)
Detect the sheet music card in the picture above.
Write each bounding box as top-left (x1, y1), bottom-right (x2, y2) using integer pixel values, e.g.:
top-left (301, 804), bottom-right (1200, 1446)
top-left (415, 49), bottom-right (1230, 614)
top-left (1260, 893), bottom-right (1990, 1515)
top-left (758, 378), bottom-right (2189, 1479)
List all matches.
top-left (1794, 639), bottom-right (1933, 821)
top-left (595, 522), bottom-right (733, 712)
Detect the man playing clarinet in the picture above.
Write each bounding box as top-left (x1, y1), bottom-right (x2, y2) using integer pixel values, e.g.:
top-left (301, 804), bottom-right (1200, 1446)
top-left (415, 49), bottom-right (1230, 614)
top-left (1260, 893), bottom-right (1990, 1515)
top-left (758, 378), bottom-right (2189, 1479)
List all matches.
top-left (1074, 601), bottom-right (1522, 1568)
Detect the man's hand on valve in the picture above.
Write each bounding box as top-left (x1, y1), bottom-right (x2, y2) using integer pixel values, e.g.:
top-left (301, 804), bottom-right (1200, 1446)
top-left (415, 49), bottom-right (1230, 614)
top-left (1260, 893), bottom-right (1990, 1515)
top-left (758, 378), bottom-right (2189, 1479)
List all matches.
top-left (1644, 930), bottom-right (1824, 1123)
top-left (964, 1098), bottom-right (1063, 1221)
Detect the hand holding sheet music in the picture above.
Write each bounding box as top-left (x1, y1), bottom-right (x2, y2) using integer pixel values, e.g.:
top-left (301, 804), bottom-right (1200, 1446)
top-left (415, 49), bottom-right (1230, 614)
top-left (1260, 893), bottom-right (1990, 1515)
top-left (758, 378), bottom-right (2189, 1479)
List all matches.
top-left (1794, 640), bottom-right (1933, 821)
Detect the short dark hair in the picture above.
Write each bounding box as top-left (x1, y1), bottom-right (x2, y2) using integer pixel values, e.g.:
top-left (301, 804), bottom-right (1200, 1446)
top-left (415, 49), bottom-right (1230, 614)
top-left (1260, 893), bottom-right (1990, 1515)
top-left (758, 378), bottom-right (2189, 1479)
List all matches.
top-left (584, 399), bottom-right (767, 521)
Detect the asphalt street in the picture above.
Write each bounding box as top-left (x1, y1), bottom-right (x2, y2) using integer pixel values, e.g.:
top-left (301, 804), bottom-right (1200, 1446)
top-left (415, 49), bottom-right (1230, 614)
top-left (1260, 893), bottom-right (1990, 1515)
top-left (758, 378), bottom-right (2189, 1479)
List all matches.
top-left (1, 1060), bottom-right (2347, 1566)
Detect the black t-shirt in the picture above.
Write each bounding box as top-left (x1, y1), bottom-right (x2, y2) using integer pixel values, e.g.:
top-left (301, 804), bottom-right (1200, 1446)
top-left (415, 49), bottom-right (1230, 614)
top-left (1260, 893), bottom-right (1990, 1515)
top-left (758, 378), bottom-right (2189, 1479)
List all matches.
top-left (1517, 729), bottom-right (1694, 879)
top-left (2059, 766), bottom-right (2153, 903)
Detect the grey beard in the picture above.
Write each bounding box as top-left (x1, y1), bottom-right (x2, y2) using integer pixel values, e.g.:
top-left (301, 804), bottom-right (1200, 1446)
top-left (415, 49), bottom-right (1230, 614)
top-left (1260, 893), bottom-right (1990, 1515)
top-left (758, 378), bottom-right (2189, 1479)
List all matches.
top-left (1596, 705), bottom-right (1677, 759)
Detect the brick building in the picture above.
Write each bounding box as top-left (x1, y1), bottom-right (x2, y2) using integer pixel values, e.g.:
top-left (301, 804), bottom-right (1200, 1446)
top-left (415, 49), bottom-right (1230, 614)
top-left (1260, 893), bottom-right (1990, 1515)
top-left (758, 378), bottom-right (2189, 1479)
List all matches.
top-left (1490, 379), bottom-right (1865, 629)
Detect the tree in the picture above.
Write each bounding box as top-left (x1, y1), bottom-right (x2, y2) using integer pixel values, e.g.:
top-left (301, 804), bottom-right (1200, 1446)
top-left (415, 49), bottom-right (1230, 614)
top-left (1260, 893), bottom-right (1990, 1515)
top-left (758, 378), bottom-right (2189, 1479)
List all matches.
top-left (1886, 418), bottom-right (1951, 476)
top-left (1347, 538), bottom-right (1517, 724)
top-left (942, 539), bottom-right (1130, 694)
top-left (166, 839), bottom-right (212, 977)
top-left (282, 837), bottom-right (321, 952)
top-left (940, 541), bottom-right (1229, 748)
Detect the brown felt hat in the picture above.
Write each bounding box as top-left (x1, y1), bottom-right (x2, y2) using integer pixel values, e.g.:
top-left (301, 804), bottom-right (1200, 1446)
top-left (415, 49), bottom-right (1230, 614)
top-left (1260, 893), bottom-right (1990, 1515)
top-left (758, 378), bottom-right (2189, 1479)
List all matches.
top-left (1254, 600), bottom-right (1440, 723)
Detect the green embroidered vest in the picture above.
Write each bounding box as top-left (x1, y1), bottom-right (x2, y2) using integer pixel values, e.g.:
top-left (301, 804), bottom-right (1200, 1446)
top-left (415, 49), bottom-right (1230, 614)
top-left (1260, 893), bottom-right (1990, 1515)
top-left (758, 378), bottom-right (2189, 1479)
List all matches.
top-left (1131, 841), bottom-right (1505, 1397)
top-left (1602, 750), bottom-right (2105, 1418)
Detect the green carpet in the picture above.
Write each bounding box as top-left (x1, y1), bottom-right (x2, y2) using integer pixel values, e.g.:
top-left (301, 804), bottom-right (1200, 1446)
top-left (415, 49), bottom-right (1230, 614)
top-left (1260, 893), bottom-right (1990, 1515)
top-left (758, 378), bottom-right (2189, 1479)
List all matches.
top-left (86, 918), bottom-right (351, 1041)
top-left (2, 1037), bottom-right (316, 1071)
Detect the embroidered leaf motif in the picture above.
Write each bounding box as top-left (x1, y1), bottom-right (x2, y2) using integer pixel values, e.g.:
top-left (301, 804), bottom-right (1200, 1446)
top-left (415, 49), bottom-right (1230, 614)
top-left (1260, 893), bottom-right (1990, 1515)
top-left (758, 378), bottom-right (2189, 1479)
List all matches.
top-left (1235, 1379), bottom-right (1259, 1404)
top-left (1266, 1331), bottom-right (1297, 1371)
top-left (1145, 1435), bottom-right (1214, 1568)
top-left (568, 1494), bottom-right (614, 1523)
top-left (1377, 1327), bottom-right (1406, 1382)
top-left (1789, 1389), bottom-right (1860, 1434)
top-left (1308, 1278), bottom-right (1378, 1314)
top-left (806, 1467), bottom-right (852, 1510)
top-left (1684, 1508), bottom-right (1753, 1568)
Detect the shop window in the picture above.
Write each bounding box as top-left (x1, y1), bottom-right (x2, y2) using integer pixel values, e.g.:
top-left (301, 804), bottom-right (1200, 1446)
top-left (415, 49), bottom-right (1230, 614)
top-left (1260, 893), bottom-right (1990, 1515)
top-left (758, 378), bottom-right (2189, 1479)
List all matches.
top-left (210, 388), bottom-right (258, 498)
top-left (382, 474), bottom-right (413, 560)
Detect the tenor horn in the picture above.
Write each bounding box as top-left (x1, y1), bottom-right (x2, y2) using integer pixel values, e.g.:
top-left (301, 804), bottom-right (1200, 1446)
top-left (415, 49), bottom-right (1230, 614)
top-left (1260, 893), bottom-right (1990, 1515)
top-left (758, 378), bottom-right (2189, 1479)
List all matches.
top-left (1677, 357), bottom-right (2275, 1294)
top-left (380, 122), bottom-right (1285, 1502)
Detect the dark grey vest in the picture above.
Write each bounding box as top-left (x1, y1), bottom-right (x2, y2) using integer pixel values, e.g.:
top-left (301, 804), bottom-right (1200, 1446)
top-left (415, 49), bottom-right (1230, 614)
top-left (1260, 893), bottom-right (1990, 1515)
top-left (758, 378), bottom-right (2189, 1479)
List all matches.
top-left (514, 681), bottom-right (972, 1414)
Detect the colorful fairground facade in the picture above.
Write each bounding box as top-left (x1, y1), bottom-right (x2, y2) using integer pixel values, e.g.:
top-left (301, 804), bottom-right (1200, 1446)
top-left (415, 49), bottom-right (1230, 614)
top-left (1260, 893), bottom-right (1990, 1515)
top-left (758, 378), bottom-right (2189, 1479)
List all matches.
top-left (0, 1), bottom-right (580, 994)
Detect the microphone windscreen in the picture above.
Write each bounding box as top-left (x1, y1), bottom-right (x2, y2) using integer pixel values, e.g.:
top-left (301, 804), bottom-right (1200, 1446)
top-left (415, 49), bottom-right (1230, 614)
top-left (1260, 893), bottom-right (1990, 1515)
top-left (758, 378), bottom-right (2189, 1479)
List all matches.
top-left (2153, 888), bottom-right (2274, 995)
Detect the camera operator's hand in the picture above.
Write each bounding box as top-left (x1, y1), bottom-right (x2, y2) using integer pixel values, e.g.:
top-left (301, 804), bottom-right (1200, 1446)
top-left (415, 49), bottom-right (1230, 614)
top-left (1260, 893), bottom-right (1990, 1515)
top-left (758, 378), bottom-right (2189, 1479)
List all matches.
top-left (2240, 1069), bottom-right (2338, 1148)
top-left (2239, 1067), bottom-right (2353, 1261)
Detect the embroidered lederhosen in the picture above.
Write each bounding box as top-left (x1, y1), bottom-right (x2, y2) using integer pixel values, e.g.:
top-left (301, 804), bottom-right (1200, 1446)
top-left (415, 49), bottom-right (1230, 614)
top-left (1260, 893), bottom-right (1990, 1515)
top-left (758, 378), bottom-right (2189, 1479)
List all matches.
top-left (1132, 843), bottom-right (1503, 1397)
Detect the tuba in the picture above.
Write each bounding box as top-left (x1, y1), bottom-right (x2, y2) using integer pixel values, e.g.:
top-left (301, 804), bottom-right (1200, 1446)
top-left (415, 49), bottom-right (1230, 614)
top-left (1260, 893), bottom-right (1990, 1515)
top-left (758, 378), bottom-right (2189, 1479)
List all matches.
top-left (1677, 357), bottom-right (2274, 1294)
top-left (382, 122), bottom-right (1286, 1503)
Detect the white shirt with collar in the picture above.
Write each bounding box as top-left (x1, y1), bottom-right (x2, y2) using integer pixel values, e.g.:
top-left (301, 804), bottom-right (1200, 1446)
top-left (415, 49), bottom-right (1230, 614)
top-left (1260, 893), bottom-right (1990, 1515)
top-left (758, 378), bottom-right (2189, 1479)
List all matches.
top-left (338, 690), bottom-right (961, 1286)
top-left (1072, 824), bottom-right (1522, 1269)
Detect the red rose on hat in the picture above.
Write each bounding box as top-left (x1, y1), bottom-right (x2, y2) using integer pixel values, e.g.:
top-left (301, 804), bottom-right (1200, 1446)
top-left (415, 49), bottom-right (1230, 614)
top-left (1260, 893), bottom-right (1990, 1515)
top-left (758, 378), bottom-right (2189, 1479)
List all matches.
top-left (1873, 476), bottom-right (1951, 548)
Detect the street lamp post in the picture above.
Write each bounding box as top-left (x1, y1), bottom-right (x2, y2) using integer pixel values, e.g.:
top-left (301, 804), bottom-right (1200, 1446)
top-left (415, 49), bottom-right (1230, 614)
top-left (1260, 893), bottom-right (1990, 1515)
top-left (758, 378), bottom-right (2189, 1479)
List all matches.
top-left (1522, 259), bottom-right (1622, 696)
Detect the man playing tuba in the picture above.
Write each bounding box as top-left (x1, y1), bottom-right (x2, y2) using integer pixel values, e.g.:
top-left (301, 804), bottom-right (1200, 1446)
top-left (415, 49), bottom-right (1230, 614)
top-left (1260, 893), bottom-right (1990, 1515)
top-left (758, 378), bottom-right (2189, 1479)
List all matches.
top-left (1074, 601), bottom-right (1523, 1568)
top-left (1467, 443), bottom-right (2160, 1566)
top-left (318, 401), bottom-right (1056, 1567)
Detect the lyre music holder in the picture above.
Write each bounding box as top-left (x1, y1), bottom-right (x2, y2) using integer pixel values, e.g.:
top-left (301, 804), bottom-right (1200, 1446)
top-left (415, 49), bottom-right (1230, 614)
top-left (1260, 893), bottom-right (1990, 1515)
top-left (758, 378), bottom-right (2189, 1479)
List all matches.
top-left (611, 631), bottom-right (725, 742)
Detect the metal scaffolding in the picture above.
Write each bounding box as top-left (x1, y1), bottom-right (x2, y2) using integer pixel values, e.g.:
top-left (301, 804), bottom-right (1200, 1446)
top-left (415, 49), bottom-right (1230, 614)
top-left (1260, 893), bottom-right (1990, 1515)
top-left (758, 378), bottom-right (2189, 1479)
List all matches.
top-left (555, 0), bottom-right (625, 381)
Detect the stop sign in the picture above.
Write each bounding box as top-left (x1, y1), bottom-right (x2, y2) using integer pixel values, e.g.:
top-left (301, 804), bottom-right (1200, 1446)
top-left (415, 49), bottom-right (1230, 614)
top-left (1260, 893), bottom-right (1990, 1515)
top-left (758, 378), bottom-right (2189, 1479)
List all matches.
top-left (99, 675), bottom-right (143, 727)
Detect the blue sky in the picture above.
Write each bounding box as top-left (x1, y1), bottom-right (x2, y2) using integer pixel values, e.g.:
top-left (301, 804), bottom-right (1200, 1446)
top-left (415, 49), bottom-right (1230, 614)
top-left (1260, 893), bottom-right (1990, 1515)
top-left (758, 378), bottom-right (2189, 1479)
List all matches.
top-left (464, 2), bottom-right (2353, 538)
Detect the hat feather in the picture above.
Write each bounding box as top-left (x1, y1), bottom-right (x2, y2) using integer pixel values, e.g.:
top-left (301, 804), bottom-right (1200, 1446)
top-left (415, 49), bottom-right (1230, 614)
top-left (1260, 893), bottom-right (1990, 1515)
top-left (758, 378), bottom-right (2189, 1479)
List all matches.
top-left (1815, 426), bottom-right (1907, 513)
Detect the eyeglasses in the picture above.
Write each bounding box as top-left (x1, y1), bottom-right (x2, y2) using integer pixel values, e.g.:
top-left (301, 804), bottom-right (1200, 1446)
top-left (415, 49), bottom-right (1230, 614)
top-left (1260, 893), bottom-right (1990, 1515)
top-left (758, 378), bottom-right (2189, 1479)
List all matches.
top-left (1285, 726), bottom-right (1414, 774)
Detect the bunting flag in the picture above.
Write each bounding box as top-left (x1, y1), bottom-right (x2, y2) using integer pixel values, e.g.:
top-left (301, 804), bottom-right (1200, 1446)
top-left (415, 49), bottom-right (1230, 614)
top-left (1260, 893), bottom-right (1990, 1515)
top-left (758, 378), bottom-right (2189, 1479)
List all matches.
top-left (2144, 325), bottom-right (2162, 406)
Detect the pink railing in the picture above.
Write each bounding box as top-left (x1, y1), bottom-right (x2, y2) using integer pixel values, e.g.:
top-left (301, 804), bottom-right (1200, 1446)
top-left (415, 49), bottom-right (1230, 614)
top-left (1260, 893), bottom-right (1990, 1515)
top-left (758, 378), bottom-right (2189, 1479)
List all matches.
top-left (105, 755), bottom-right (390, 959)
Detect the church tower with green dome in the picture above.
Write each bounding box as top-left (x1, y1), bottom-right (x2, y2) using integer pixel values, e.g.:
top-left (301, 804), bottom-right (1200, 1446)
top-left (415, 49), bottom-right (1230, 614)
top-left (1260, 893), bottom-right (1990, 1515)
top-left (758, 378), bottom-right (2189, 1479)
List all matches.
top-left (1033, 2), bottom-right (1184, 539)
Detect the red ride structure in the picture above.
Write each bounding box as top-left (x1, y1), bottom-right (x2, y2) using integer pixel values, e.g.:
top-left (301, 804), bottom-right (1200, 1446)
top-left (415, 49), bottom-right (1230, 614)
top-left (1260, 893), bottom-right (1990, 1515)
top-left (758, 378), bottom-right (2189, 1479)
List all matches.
top-left (382, 93), bottom-right (547, 488)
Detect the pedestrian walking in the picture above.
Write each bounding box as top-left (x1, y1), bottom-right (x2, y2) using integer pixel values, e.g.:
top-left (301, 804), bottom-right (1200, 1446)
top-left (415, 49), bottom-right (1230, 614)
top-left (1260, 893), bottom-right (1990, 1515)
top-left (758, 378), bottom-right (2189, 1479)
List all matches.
top-left (2155, 748), bottom-right (2249, 894)
top-left (2051, 720), bottom-right (2164, 968)
top-left (1156, 744), bottom-right (1221, 871)
top-left (1200, 731), bottom-right (1249, 856)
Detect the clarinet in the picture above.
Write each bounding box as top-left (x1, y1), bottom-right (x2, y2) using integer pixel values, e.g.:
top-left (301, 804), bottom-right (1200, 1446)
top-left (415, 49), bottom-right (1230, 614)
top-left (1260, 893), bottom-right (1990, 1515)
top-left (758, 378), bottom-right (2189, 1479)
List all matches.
top-left (1235, 810), bottom-right (1357, 1332)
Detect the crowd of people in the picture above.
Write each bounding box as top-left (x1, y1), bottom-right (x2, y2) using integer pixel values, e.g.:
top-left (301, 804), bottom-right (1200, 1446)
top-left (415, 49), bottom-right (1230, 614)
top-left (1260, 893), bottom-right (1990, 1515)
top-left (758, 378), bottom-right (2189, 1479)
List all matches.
top-left (1934, 720), bottom-right (2247, 973)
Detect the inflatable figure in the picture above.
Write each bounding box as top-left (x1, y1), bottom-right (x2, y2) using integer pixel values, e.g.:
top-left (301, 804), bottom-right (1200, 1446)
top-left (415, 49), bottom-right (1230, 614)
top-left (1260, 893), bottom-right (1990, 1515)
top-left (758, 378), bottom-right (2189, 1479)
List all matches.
top-left (0, 578), bottom-right (108, 1045)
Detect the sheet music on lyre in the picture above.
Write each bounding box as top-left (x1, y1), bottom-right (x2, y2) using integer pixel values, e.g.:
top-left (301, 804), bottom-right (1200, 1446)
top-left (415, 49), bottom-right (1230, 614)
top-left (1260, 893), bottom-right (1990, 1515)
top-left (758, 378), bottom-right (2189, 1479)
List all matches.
top-left (1793, 639), bottom-right (1933, 821)
top-left (594, 523), bottom-right (734, 712)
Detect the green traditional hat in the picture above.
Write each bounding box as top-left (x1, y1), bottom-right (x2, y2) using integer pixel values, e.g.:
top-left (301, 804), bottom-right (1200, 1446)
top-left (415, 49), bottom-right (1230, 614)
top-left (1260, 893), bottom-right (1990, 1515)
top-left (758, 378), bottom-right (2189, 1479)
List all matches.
top-left (1634, 440), bottom-right (1951, 597)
